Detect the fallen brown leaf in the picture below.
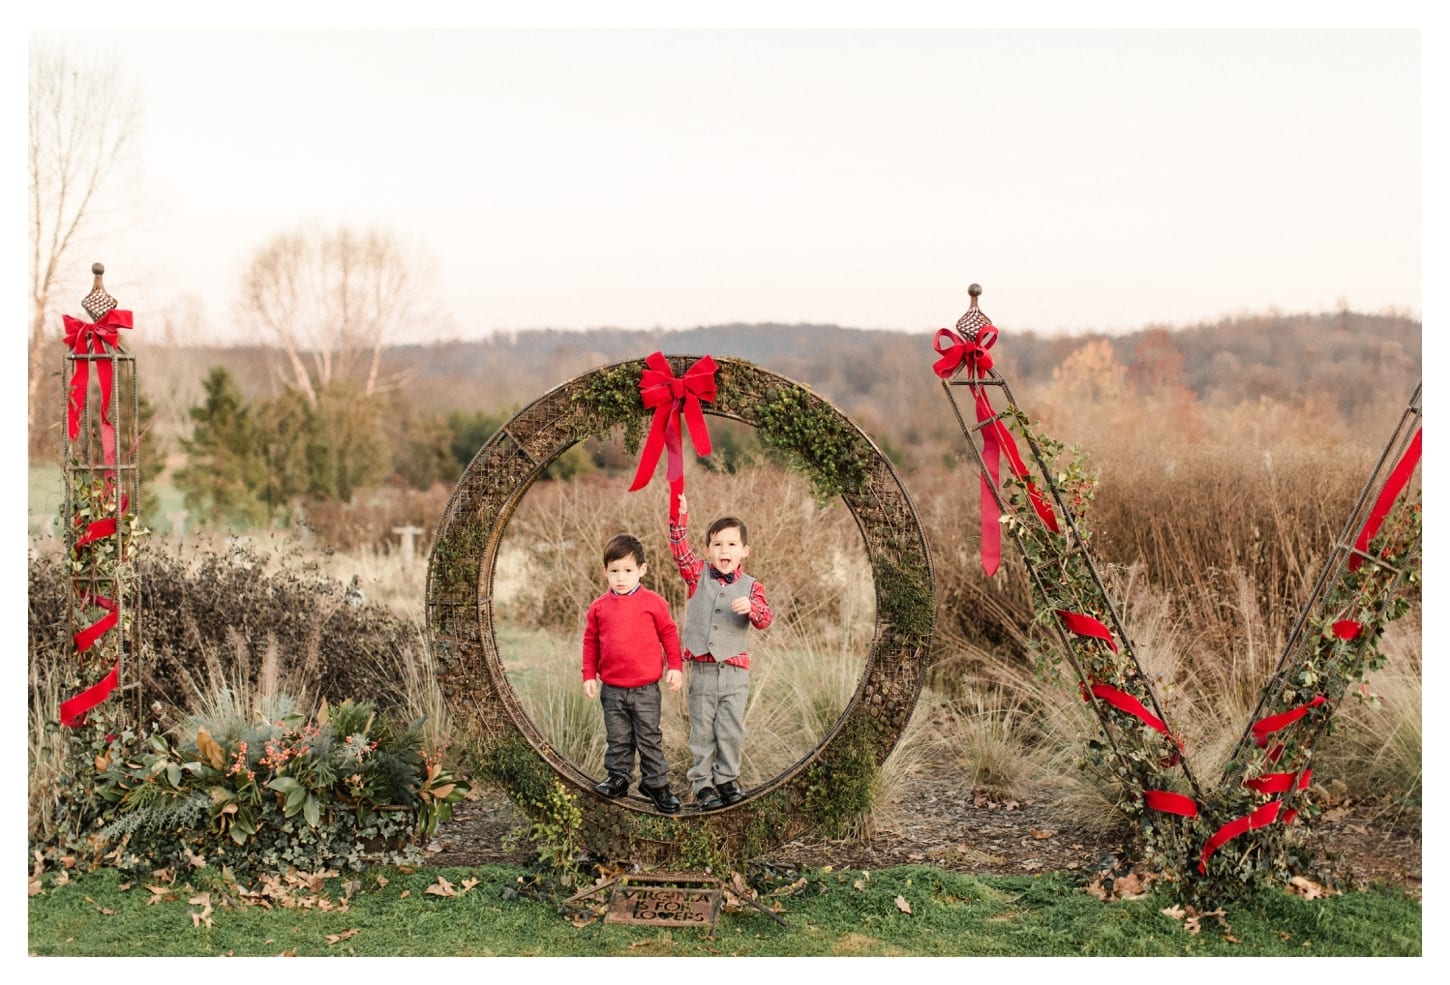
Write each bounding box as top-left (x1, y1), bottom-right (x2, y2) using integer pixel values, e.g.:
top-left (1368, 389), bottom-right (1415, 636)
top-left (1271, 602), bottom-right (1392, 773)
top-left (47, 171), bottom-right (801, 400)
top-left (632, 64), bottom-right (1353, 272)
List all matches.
top-left (326, 928), bottom-right (360, 945)
top-left (895, 895), bottom-right (912, 914)
top-left (1288, 875), bottom-right (1332, 900)
top-left (424, 876), bottom-right (456, 897)
top-left (1030, 829), bottom-right (1058, 840)
top-left (189, 893), bottom-right (215, 929)
top-left (1113, 873), bottom-right (1146, 899)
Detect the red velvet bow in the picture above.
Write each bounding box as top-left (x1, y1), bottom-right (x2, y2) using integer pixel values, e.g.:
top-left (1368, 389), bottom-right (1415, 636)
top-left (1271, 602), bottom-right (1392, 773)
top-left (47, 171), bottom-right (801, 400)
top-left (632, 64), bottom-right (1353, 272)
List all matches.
top-left (931, 316), bottom-right (1056, 575)
top-left (64, 309), bottom-right (133, 465)
top-left (629, 352), bottom-right (718, 518)
top-left (931, 324), bottom-right (998, 380)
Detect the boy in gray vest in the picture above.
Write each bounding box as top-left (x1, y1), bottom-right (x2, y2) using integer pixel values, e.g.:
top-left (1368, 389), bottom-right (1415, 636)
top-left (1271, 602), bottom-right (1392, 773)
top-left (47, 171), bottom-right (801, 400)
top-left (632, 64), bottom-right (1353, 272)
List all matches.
top-left (669, 493), bottom-right (774, 811)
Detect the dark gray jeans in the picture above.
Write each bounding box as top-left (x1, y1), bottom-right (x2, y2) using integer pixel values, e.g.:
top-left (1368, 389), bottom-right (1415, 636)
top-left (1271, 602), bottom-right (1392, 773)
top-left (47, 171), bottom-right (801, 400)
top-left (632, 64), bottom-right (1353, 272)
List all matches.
top-left (600, 681), bottom-right (669, 788)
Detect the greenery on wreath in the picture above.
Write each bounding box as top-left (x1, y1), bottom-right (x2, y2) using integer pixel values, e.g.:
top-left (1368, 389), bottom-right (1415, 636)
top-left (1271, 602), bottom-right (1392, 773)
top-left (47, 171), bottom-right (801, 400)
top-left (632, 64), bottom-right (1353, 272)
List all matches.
top-left (38, 696), bottom-right (468, 877)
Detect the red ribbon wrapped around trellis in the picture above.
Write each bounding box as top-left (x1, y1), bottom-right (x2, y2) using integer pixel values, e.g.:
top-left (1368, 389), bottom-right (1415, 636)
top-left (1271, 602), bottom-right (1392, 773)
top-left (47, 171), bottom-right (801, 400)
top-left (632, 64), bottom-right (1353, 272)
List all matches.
top-left (628, 352), bottom-right (718, 520)
top-left (932, 313), bottom-right (1057, 576)
top-left (1348, 427), bottom-right (1421, 571)
top-left (64, 309), bottom-right (133, 466)
top-left (62, 305), bottom-right (132, 729)
top-left (60, 662), bottom-right (119, 729)
top-left (60, 581), bottom-right (121, 727)
top-left (1056, 609), bottom-right (1118, 652)
top-left (1252, 694), bottom-right (1328, 763)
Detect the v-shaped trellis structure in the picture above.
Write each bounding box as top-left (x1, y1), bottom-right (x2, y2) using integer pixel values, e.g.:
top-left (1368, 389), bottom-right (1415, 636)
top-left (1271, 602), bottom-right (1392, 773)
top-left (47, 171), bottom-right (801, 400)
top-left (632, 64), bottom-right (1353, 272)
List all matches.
top-left (933, 284), bottom-right (1422, 896)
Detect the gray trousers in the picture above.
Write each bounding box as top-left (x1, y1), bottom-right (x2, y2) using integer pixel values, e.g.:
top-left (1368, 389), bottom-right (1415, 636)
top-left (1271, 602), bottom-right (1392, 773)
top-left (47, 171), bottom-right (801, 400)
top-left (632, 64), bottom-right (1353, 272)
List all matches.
top-left (600, 682), bottom-right (669, 788)
top-left (685, 661), bottom-right (749, 793)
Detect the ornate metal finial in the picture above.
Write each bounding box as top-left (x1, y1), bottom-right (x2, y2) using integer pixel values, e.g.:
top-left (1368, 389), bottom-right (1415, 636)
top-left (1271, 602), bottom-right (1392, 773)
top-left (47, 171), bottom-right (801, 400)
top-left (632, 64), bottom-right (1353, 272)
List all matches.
top-left (82, 262), bottom-right (118, 322)
top-left (955, 283), bottom-right (989, 340)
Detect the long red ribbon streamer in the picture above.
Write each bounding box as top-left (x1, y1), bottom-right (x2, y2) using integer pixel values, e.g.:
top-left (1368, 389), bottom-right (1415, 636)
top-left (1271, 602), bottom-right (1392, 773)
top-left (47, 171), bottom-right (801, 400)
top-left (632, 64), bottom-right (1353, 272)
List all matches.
top-left (63, 309), bottom-right (133, 462)
top-left (1349, 427), bottom-right (1421, 570)
top-left (628, 352), bottom-right (717, 520)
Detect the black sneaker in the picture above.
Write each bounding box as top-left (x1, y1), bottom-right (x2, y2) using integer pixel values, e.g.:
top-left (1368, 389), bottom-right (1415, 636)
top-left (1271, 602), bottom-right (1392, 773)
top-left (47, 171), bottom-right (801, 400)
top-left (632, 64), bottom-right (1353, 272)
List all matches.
top-left (695, 786), bottom-right (723, 811)
top-left (594, 773), bottom-right (630, 797)
top-left (641, 783), bottom-right (681, 814)
top-left (716, 780), bottom-right (745, 805)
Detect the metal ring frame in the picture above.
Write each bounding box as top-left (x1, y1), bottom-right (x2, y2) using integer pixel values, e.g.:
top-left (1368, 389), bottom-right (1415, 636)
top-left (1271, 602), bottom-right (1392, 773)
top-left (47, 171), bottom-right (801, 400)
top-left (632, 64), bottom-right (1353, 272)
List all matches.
top-left (425, 355), bottom-right (933, 864)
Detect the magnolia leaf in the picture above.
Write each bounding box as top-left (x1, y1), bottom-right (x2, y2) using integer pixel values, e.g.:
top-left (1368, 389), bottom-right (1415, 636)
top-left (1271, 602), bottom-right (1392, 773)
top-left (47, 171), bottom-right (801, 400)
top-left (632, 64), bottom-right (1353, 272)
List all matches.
top-left (894, 895), bottom-right (912, 914)
top-left (326, 928), bottom-right (360, 945)
top-left (424, 877), bottom-right (456, 897)
top-left (196, 727), bottom-right (226, 770)
top-left (28, 879), bottom-right (42, 897)
top-left (317, 699), bottom-right (331, 727)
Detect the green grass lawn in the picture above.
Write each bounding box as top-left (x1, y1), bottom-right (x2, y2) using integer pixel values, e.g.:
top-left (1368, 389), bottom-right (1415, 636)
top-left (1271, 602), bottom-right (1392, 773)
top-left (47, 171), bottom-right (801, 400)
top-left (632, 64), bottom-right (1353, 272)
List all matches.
top-left (26, 863), bottom-right (1420, 957)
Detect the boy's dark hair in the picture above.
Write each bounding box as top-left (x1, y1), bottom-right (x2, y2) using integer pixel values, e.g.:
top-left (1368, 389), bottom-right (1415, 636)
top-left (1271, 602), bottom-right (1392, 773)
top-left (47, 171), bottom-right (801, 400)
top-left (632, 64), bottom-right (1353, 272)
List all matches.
top-left (603, 533), bottom-right (646, 567)
top-left (706, 516), bottom-right (748, 545)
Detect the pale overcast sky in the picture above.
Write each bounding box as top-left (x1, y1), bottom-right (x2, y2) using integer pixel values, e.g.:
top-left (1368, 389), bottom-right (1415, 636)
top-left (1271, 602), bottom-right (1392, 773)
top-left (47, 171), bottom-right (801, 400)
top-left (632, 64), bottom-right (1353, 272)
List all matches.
top-left (14, 11), bottom-right (1432, 343)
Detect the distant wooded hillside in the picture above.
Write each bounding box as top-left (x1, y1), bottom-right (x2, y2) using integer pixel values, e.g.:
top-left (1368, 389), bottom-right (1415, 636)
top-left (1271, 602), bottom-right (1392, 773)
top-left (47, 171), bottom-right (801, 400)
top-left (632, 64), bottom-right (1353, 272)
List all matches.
top-left (131, 310), bottom-right (1419, 469)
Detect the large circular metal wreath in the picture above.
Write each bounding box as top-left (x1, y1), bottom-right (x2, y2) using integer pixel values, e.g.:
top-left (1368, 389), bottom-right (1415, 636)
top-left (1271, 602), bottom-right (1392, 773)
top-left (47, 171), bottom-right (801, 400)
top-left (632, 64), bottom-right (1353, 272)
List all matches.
top-left (425, 355), bottom-right (933, 866)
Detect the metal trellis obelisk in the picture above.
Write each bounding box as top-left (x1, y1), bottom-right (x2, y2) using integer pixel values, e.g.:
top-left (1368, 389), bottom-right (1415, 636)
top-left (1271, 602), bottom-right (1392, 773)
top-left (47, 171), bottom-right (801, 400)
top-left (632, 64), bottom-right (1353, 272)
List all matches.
top-left (932, 284), bottom-right (1204, 810)
top-left (59, 262), bottom-right (142, 730)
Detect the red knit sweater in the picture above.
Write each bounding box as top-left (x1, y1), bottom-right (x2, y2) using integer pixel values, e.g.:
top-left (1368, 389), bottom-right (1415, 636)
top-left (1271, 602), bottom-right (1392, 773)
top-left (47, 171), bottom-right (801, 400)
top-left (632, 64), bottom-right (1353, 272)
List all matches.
top-left (581, 586), bottom-right (684, 688)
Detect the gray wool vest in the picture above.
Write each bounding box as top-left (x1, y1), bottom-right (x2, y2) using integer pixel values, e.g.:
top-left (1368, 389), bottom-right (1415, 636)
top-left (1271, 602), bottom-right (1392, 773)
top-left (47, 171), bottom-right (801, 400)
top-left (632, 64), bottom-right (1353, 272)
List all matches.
top-left (681, 569), bottom-right (755, 659)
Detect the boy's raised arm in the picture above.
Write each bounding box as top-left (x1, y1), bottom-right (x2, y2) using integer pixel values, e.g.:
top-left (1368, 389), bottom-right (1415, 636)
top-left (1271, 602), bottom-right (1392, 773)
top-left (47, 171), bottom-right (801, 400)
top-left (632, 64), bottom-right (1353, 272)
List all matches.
top-left (669, 494), bottom-right (703, 593)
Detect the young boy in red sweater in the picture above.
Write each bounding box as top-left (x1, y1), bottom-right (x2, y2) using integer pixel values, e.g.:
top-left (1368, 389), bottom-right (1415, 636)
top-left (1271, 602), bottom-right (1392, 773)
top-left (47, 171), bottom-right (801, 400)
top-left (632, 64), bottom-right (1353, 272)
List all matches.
top-left (581, 533), bottom-right (684, 813)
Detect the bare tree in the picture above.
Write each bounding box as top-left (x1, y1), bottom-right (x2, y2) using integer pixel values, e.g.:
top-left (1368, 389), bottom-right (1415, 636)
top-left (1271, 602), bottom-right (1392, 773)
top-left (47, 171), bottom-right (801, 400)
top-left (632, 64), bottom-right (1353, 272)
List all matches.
top-left (240, 225), bottom-right (434, 407)
top-left (28, 40), bottom-right (140, 447)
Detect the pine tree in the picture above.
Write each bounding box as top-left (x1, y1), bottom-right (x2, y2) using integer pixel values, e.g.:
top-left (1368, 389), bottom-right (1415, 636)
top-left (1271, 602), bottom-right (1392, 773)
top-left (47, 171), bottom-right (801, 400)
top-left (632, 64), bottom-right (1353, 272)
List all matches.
top-left (174, 367), bottom-right (267, 527)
